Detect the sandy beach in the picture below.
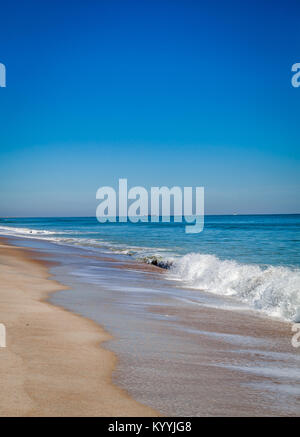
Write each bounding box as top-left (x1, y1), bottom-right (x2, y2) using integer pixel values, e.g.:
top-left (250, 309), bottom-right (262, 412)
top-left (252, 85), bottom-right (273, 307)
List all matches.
top-left (0, 238), bottom-right (157, 417)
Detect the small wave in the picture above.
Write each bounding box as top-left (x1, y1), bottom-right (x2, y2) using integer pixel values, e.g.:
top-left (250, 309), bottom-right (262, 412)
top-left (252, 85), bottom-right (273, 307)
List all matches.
top-left (0, 225), bottom-right (175, 262)
top-left (2, 224), bottom-right (298, 322)
top-left (0, 225), bottom-right (56, 236)
top-left (109, 248), bottom-right (137, 255)
top-left (170, 253), bottom-right (300, 322)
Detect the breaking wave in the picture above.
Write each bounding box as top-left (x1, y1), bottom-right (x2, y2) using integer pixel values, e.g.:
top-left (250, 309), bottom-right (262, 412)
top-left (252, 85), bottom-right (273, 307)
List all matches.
top-left (1, 223), bottom-right (299, 322)
top-left (170, 253), bottom-right (300, 322)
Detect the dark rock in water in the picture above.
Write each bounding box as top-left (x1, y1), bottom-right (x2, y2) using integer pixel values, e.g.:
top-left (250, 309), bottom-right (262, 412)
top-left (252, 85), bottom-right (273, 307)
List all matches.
top-left (141, 256), bottom-right (173, 269)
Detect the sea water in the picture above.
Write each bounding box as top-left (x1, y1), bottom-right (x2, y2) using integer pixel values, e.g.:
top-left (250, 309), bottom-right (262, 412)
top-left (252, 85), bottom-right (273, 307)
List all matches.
top-left (0, 214), bottom-right (299, 321)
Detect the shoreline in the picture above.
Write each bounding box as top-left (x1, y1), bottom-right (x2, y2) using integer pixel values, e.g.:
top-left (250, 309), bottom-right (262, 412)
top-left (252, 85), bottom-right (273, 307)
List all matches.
top-left (0, 237), bottom-right (158, 417)
top-left (1, 235), bottom-right (299, 416)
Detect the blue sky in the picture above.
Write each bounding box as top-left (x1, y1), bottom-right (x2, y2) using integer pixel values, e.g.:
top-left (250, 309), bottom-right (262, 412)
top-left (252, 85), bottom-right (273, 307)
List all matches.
top-left (0, 0), bottom-right (299, 216)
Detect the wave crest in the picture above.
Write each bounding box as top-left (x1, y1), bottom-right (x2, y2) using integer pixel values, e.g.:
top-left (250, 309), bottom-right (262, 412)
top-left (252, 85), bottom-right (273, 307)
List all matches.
top-left (171, 253), bottom-right (300, 322)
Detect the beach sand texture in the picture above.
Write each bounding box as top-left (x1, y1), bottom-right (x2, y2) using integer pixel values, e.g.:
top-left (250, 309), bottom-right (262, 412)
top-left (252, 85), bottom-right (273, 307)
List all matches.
top-left (0, 240), bottom-right (157, 416)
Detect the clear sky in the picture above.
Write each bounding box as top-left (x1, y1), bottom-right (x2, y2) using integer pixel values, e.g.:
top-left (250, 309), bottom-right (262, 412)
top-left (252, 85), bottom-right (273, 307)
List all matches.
top-left (0, 0), bottom-right (299, 216)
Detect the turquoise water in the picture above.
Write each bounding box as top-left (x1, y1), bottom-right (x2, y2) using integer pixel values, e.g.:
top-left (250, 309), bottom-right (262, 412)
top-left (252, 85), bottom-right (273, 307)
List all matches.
top-left (0, 215), bottom-right (300, 321)
top-left (0, 215), bottom-right (299, 266)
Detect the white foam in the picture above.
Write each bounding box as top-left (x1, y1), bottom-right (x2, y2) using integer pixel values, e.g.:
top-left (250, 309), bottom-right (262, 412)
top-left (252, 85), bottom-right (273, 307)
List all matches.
top-left (0, 225), bottom-right (56, 236)
top-left (170, 253), bottom-right (300, 322)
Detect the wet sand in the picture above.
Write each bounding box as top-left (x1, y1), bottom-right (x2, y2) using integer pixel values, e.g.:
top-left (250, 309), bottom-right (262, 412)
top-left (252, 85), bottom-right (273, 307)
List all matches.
top-left (47, 241), bottom-right (300, 417)
top-left (0, 239), bottom-right (157, 416)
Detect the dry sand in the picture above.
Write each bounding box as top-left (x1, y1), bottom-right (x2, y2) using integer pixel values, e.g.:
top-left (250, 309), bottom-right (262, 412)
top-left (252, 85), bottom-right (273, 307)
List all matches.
top-left (0, 239), bottom-right (158, 417)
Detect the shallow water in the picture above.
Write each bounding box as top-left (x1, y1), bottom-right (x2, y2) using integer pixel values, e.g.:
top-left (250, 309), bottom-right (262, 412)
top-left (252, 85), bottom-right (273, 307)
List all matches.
top-left (1, 215), bottom-right (299, 266)
top-left (0, 215), bottom-right (299, 322)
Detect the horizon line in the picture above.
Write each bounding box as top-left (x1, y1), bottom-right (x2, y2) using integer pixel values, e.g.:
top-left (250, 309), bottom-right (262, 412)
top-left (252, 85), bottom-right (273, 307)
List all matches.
top-left (1, 213), bottom-right (300, 219)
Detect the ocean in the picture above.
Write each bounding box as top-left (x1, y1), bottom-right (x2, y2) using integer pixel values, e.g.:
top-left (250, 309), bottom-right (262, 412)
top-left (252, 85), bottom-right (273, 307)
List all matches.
top-left (0, 214), bottom-right (299, 322)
